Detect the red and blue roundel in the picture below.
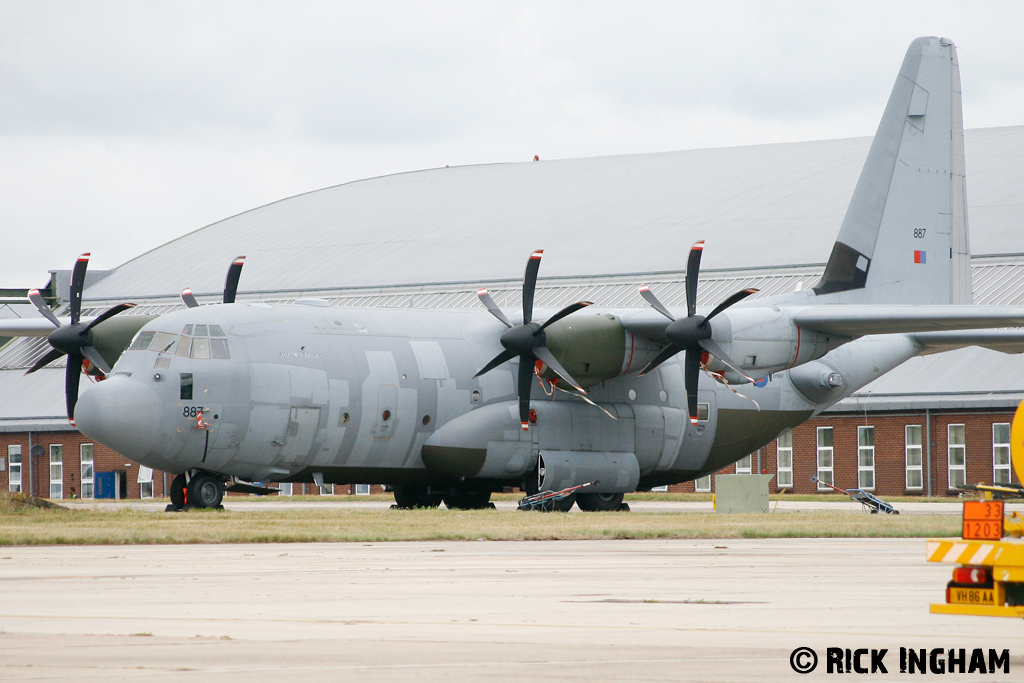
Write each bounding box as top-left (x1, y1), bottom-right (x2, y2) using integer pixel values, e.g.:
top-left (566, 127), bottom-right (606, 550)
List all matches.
top-left (754, 376), bottom-right (769, 388)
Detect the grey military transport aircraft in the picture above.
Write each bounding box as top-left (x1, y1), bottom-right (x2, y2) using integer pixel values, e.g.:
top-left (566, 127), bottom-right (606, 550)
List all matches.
top-left (7, 36), bottom-right (1024, 511)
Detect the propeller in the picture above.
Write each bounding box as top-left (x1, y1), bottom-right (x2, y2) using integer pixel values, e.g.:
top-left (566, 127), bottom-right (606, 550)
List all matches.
top-left (25, 253), bottom-right (136, 423)
top-left (474, 250), bottom-right (592, 430)
top-left (181, 256), bottom-right (246, 308)
top-left (637, 241), bottom-right (758, 425)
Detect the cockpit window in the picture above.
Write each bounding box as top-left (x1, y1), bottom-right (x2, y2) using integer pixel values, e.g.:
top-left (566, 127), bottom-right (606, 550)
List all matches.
top-left (209, 325), bottom-right (225, 337)
top-left (210, 338), bottom-right (230, 359)
top-left (182, 324), bottom-right (193, 335)
top-left (148, 331), bottom-right (177, 354)
top-left (129, 331), bottom-right (156, 351)
top-left (190, 337), bottom-right (211, 359)
top-left (175, 335), bottom-right (191, 357)
top-left (193, 324), bottom-right (208, 336)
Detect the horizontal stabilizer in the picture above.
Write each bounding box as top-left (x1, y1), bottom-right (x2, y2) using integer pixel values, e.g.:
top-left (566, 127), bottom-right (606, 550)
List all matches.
top-left (791, 305), bottom-right (1024, 337)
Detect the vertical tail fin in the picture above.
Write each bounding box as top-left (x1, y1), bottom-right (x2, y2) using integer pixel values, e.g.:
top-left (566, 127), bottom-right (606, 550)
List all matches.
top-left (814, 36), bottom-right (971, 304)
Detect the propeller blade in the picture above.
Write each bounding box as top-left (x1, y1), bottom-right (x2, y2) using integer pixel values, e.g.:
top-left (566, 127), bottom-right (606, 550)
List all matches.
top-left (703, 288), bottom-right (759, 325)
top-left (684, 348), bottom-right (701, 425)
top-left (638, 284), bottom-right (675, 321)
top-left (27, 288), bottom-right (61, 328)
top-left (69, 253), bottom-right (90, 325)
top-left (517, 358), bottom-right (534, 430)
top-left (25, 347), bottom-right (64, 375)
top-left (82, 303), bottom-right (136, 334)
top-left (181, 288), bottom-right (200, 309)
top-left (533, 346), bottom-right (586, 393)
top-left (522, 250), bottom-right (543, 325)
top-left (65, 353), bottom-right (83, 423)
top-left (223, 256), bottom-right (246, 304)
top-left (699, 338), bottom-right (754, 382)
top-left (80, 345), bottom-right (112, 376)
top-left (473, 348), bottom-right (517, 378)
top-left (638, 343), bottom-right (683, 377)
top-left (539, 301), bottom-right (592, 331)
top-left (685, 241), bottom-right (704, 318)
top-left (476, 289), bottom-right (512, 328)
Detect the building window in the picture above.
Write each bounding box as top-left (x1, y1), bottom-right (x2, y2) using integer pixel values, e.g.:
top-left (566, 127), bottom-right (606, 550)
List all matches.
top-left (776, 432), bottom-right (793, 487)
top-left (49, 445), bottom-right (63, 499)
top-left (80, 444), bottom-right (94, 499)
top-left (857, 426), bottom-right (875, 490)
top-left (137, 466), bottom-right (154, 499)
top-left (694, 475), bottom-right (711, 492)
top-left (355, 484), bottom-right (371, 495)
top-left (278, 482), bottom-right (293, 496)
top-left (816, 427), bottom-right (834, 490)
top-left (8, 445), bottom-right (21, 493)
top-left (319, 483), bottom-right (334, 496)
top-left (905, 425), bottom-right (923, 490)
top-left (734, 455), bottom-right (752, 474)
top-left (948, 424), bottom-right (966, 489)
top-left (993, 423), bottom-right (1011, 484)
top-left (650, 485), bottom-right (669, 492)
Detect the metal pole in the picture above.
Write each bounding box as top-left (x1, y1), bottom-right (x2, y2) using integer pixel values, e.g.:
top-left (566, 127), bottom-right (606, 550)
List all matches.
top-left (925, 409), bottom-right (932, 497)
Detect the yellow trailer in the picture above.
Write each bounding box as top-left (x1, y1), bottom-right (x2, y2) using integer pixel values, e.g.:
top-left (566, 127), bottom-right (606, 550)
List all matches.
top-left (927, 400), bottom-right (1024, 618)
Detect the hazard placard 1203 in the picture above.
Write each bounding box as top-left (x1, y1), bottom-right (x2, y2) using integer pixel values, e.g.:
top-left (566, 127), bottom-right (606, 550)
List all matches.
top-left (962, 500), bottom-right (1004, 540)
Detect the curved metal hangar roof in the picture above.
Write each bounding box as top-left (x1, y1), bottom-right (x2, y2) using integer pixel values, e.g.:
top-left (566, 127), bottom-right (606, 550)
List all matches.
top-left (88, 126), bottom-right (1024, 302)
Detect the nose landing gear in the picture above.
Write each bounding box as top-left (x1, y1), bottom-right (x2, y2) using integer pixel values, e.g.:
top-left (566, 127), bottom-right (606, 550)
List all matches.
top-left (165, 470), bottom-right (225, 511)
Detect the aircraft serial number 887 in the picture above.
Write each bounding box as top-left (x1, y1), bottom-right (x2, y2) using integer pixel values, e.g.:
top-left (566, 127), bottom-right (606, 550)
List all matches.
top-left (15, 37), bottom-right (1024, 512)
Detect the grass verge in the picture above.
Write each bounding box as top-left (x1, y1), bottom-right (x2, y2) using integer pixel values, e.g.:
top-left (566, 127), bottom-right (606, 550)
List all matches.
top-left (0, 501), bottom-right (960, 546)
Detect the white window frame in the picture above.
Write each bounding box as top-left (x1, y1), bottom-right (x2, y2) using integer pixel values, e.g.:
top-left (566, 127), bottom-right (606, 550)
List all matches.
top-left (355, 484), bottom-right (371, 495)
top-left (905, 425), bottom-right (923, 490)
top-left (8, 445), bottom-right (22, 493)
top-left (319, 483), bottom-right (334, 496)
top-left (734, 455), bottom-right (752, 474)
top-left (278, 482), bottom-right (293, 496)
top-left (857, 426), bottom-right (875, 490)
top-left (49, 444), bottom-right (63, 499)
top-left (650, 485), bottom-right (669, 492)
top-left (948, 424), bottom-right (966, 489)
top-left (694, 475), bottom-right (711, 492)
top-left (816, 427), bottom-right (834, 490)
top-left (80, 444), bottom-right (94, 499)
top-left (776, 432), bottom-right (793, 488)
top-left (993, 423), bottom-right (1011, 484)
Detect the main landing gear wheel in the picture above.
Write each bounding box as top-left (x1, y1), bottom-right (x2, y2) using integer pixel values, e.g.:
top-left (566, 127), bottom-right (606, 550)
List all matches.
top-left (186, 472), bottom-right (224, 509)
top-left (392, 485), bottom-right (443, 509)
top-left (443, 489), bottom-right (492, 510)
top-left (167, 473), bottom-right (188, 511)
top-left (575, 492), bottom-right (625, 512)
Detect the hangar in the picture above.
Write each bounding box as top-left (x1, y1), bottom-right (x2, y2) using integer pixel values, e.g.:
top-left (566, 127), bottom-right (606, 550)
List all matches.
top-left (2, 125), bottom-right (1024, 499)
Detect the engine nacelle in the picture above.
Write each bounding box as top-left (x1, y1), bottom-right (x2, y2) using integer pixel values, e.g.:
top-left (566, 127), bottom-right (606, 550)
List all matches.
top-left (542, 313), bottom-right (662, 387)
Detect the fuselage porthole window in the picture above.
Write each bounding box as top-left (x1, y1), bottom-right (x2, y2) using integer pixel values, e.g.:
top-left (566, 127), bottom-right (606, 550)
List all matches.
top-left (697, 403), bottom-right (710, 422)
top-left (180, 373), bottom-right (193, 401)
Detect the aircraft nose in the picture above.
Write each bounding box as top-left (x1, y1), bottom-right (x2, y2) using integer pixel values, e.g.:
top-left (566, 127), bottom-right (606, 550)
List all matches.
top-left (75, 375), bottom-right (163, 460)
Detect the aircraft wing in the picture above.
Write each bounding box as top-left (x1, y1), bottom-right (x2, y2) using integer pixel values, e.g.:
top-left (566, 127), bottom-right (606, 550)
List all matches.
top-left (0, 317), bottom-right (84, 338)
top-left (790, 306), bottom-right (1024, 336)
top-left (914, 329), bottom-right (1024, 355)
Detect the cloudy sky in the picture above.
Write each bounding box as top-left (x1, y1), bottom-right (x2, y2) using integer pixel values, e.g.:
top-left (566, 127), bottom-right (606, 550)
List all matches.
top-left (2, 1), bottom-right (1023, 286)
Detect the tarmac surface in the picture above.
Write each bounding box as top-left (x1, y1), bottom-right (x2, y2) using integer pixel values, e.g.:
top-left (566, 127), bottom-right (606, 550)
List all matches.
top-left (1, 536), bottom-right (1021, 681)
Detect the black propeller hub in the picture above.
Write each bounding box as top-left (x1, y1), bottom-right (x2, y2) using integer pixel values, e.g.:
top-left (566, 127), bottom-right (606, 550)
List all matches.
top-left (500, 322), bottom-right (545, 355)
top-left (48, 324), bottom-right (91, 357)
top-left (665, 315), bottom-right (712, 347)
